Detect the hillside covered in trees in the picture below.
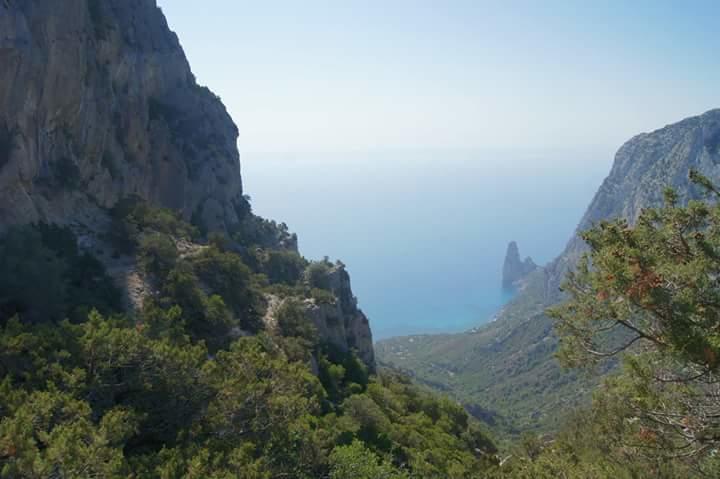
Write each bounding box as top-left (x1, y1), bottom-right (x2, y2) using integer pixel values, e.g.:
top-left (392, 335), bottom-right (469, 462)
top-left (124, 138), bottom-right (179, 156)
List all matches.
top-left (0, 202), bottom-right (499, 478)
top-left (3, 1), bottom-right (720, 478)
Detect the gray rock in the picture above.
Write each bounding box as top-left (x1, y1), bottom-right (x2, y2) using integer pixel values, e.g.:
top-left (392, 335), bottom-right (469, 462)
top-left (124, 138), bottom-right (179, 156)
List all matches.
top-left (0, 0), bottom-right (244, 232)
top-left (536, 108), bottom-right (720, 307)
top-left (501, 241), bottom-right (537, 289)
top-left (264, 263), bottom-right (376, 371)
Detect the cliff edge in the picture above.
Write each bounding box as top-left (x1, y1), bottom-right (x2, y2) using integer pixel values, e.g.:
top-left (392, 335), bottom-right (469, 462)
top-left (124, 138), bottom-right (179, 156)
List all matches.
top-left (0, 0), bottom-right (375, 369)
top-left (0, 0), bottom-right (243, 232)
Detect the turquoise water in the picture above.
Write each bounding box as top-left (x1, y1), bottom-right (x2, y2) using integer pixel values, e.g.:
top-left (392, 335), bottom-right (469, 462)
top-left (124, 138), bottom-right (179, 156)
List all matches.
top-left (242, 150), bottom-right (610, 340)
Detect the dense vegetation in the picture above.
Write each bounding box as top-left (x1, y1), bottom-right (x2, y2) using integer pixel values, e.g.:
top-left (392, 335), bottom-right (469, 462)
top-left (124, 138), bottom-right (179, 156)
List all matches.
top-left (0, 202), bottom-right (498, 478)
top-left (375, 282), bottom-right (600, 439)
top-left (503, 171), bottom-right (720, 477)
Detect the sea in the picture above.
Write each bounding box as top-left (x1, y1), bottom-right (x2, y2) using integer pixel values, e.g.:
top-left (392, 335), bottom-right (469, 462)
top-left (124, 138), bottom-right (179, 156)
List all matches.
top-left (241, 149), bottom-right (611, 340)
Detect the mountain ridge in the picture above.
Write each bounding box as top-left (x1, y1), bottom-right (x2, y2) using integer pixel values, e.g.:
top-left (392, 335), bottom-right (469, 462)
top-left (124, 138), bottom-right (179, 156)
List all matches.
top-left (377, 107), bottom-right (720, 434)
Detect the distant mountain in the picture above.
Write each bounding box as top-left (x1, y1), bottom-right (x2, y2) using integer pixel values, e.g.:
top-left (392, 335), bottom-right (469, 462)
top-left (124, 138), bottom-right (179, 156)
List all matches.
top-left (502, 241), bottom-right (537, 289)
top-left (376, 108), bottom-right (720, 435)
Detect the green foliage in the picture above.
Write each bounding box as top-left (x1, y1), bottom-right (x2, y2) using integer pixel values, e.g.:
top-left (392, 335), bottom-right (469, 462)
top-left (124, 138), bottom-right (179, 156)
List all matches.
top-left (232, 211), bottom-right (297, 251)
top-left (0, 200), bottom-right (499, 477)
top-left (0, 388), bottom-right (138, 478)
top-left (0, 224), bottom-right (121, 323)
top-left (375, 306), bottom-right (590, 441)
top-left (529, 170), bottom-right (720, 473)
top-left (109, 197), bottom-right (197, 254)
top-left (329, 440), bottom-right (408, 479)
top-left (0, 304), bottom-right (497, 477)
top-left (189, 246), bottom-right (263, 331)
top-left (276, 297), bottom-right (318, 345)
top-left (306, 259), bottom-right (333, 290)
top-left (158, 263), bottom-right (235, 350)
top-left (138, 232), bottom-right (178, 277)
top-left (252, 248), bottom-right (308, 285)
top-left (318, 346), bottom-right (370, 403)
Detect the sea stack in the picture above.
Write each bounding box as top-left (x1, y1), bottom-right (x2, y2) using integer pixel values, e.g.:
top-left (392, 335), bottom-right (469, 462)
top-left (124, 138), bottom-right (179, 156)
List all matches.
top-left (502, 241), bottom-right (537, 289)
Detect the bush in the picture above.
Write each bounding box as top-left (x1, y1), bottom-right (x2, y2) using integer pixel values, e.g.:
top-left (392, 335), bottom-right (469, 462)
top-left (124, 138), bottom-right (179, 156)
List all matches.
top-left (256, 249), bottom-right (308, 285)
top-left (329, 441), bottom-right (408, 479)
top-left (138, 233), bottom-right (177, 277)
top-left (0, 224), bottom-right (121, 324)
top-left (108, 198), bottom-right (197, 254)
top-left (190, 246), bottom-right (263, 332)
top-left (275, 298), bottom-right (317, 345)
top-left (310, 287), bottom-right (336, 305)
top-left (305, 260), bottom-right (333, 290)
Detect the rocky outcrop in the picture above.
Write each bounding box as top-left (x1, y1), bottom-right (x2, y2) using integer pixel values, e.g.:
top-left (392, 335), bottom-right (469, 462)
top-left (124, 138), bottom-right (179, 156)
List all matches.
top-left (264, 263), bottom-right (375, 370)
top-left (501, 241), bottom-right (537, 289)
top-left (0, 0), bottom-right (376, 369)
top-left (0, 0), bottom-right (244, 232)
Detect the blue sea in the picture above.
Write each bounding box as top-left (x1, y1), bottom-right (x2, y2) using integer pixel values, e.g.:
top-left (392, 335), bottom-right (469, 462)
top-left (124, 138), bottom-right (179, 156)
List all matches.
top-left (242, 149), bottom-right (611, 340)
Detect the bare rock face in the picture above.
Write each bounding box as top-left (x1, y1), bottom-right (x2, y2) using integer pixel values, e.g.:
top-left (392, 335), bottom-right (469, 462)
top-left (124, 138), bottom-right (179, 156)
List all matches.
top-left (0, 0), bottom-right (244, 231)
top-left (501, 241), bottom-right (537, 290)
top-left (539, 108), bottom-right (720, 302)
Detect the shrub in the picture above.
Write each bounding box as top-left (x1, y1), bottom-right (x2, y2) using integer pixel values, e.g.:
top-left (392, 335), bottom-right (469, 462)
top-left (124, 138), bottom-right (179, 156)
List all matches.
top-left (305, 260), bottom-right (333, 290)
top-left (275, 298), bottom-right (317, 345)
top-left (138, 233), bottom-right (177, 277)
top-left (0, 224), bottom-right (121, 323)
top-left (257, 249), bottom-right (308, 285)
top-left (108, 198), bottom-right (197, 254)
top-left (329, 440), bottom-right (408, 479)
top-left (190, 247), bottom-right (263, 332)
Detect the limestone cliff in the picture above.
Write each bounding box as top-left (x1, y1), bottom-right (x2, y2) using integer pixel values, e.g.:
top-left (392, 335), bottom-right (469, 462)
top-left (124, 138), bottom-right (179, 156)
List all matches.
top-left (0, 0), bottom-right (243, 232)
top-left (265, 263), bottom-right (375, 370)
top-left (501, 241), bottom-right (536, 289)
top-left (0, 0), bottom-right (375, 369)
top-left (537, 108), bottom-right (720, 305)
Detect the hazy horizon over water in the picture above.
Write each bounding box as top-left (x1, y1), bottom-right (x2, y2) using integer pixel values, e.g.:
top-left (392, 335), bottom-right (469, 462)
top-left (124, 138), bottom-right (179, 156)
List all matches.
top-left (242, 149), bottom-right (611, 340)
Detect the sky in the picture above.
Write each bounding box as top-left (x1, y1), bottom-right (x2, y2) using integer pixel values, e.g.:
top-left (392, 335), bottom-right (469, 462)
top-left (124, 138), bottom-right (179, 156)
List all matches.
top-left (157, 0), bottom-right (720, 154)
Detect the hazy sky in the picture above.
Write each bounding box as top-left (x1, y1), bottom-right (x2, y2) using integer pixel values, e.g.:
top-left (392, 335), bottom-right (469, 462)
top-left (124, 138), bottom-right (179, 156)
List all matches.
top-left (157, 0), bottom-right (720, 154)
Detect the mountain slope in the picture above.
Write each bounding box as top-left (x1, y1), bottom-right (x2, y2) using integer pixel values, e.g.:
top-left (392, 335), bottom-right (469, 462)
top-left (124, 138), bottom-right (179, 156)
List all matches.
top-left (0, 0), bottom-right (243, 231)
top-left (377, 109), bottom-right (720, 434)
top-left (0, 2), bottom-right (503, 477)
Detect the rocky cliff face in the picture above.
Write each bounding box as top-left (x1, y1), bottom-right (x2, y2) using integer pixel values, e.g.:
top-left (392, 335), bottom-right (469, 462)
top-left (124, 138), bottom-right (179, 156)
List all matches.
top-left (501, 241), bottom-right (536, 289)
top-left (0, 0), bottom-right (244, 232)
top-left (265, 264), bottom-right (375, 370)
top-left (534, 108), bottom-right (720, 306)
top-left (0, 0), bottom-right (376, 369)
